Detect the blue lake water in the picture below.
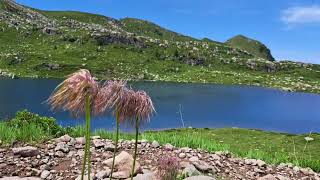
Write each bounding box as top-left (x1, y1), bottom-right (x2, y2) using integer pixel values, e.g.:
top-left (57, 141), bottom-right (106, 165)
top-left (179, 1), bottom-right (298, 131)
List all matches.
top-left (0, 78), bottom-right (320, 134)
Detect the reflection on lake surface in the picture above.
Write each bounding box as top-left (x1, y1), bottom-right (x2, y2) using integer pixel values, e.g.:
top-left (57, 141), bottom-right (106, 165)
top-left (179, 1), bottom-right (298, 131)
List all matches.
top-left (0, 78), bottom-right (320, 133)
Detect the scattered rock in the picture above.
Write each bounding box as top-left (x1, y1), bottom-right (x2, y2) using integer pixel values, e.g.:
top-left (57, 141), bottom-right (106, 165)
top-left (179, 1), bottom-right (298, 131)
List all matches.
top-left (151, 141), bottom-right (160, 148)
top-left (133, 172), bottom-right (157, 180)
top-left (75, 137), bottom-right (86, 145)
top-left (56, 134), bottom-right (72, 143)
top-left (258, 174), bottom-right (277, 180)
top-left (182, 164), bottom-right (201, 177)
top-left (93, 139), bottom-right (105, 148)
top-left (40, 170), bottom-right (50, 179)
top-left (103, 151), bottom-right (141, 179)
top-left (54, 142), bottom-right (69, 153)
top-left (183, 175), bottom-right (216, 180)
top-left (12, 146), bottom-right (39, 157)
top-left (164, 143), bottom-right (174, 150)
top-left (95, 169), bottom-right (110, 179)
top-left (192, 160), bottom-right (212, 172)
top-left (179, 153), bottom-right (186, 159)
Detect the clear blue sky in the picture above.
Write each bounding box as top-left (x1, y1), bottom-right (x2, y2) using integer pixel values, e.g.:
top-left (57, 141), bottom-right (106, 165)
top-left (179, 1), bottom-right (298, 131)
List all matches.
top-left (16, 0), bottom-right (320, 64)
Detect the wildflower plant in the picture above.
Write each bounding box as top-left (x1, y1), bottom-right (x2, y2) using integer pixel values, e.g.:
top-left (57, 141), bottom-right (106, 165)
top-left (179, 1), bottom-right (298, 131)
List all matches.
top-left (47, 69), bottom-right (98, 180)
top-left (94, 80), bottom-right (127, 179)
top-left (130, 90), bottom-right (155, 180)
top-left (157, 156), bottom-right (180, 180)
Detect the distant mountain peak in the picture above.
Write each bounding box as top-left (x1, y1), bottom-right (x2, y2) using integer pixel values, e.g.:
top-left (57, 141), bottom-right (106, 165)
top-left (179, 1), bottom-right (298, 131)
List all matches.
top-left (225, 34), bottom-right (275, 61)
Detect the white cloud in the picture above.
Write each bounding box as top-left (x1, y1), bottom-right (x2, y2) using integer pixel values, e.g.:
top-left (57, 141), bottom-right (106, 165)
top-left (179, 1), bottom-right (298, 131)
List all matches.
top-left (281, 5), bottom-right (320, 24)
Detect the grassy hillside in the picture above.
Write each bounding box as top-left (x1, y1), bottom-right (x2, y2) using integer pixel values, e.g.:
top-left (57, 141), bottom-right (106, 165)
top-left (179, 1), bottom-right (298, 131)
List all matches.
top-left (226, 35), bottom-right (275, 61)
top-left (0, 0), bottom-right (319, 93)
top-left (120, 18), bottom-right (194, 42)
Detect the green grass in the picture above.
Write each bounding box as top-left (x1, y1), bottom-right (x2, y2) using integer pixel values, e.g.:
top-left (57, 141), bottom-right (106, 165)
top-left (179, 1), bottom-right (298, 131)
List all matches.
top-left (1, 113), bottom-right (320, 172)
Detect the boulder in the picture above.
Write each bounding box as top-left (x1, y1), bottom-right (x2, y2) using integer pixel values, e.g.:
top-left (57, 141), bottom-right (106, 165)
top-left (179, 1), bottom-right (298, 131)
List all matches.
top-left (103, 151), bottom-right (141, 179)
top-left (12, 146), bottom-right (39, 157)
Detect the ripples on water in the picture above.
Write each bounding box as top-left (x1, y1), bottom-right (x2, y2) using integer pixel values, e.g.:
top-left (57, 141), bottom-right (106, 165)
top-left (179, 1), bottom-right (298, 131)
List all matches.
top-left (0, 78), bottom-right (319, 133)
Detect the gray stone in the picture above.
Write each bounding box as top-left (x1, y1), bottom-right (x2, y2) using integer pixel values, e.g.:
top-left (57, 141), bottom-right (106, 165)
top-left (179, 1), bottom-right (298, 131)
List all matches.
top-left (56, 134), bottom-right (72, 143)
top-left (103, 151), bottom-right (141, 179)
top-left (257, 174), bottom-right (277, 180)
top-left (54, 142), bottom-right (69, 153)
top-left (40, 170), bottom-right (50, 179)
top-left (276, 175), bottom-right (290, 180)
top-left (0, 177), bottom-right (41, 180)
top-left (75, 137), bottom-right (86, 145)
top-left (183, 175), bottom-right (216, 180)
top-left (192, 160), bottom-right (212, 172)
top-left (104, 142), bottom-right (115, 151)
top-left (164, 143), bottom-right (174, 150)
top-left (189, 156), bottom-right (199, 162)
top-left (151, 141), bottom-right (159, 148)
top-left (75, 174), bottom-right (94, 180)
top-left (95, 169), bottom-right (110, 179)
top-left (133, 172), bottom-right (157, 180)
top-left (182, 164), bottom-right (201, 177)
top-left (179, 153), bottom-right (186, 159)
top-left (12, 146), bottom-right (39, 157)
top-left (257, 160), bottom-right (266, 167)
top-left (93, 139), bottom-right (105, 148)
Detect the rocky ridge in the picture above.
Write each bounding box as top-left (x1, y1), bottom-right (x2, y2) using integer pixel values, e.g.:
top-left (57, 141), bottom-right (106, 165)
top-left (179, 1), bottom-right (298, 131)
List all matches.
top-left (0, 134), bottom-right (319, 180)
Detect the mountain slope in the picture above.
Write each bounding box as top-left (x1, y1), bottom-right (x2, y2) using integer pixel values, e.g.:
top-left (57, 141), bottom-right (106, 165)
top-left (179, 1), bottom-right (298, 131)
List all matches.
top-left (226, 35), bottom-right (275, 61)
top-left (0, 0), bottom-right (319, 93)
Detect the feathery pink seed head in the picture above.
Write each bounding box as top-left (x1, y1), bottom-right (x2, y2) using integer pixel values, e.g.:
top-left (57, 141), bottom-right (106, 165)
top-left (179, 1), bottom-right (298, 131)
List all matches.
top-left (47, 69), bottom-right (98, 116)
top-left (94, 80), bottom-right (127, 115)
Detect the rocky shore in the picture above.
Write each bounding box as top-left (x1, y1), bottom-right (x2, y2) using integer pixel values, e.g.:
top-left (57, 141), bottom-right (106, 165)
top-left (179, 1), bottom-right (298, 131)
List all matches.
top-left (0, 134), bottom-right (319, 180)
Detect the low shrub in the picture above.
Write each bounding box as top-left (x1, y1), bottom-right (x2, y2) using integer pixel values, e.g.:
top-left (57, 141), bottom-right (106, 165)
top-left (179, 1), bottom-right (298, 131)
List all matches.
top-left (7, 110), bottom-right (66, 136)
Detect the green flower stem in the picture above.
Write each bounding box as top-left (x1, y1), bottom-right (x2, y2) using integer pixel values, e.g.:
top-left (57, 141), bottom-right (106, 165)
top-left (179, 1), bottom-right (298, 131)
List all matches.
top-left (131, 116), bottom-right (139, 180)
top-left (80, 95), bottom-right (91, 180)
top-left (86, 95), bottom-right (91, 180)
top-left (110, 108), bottom-right (120, 179)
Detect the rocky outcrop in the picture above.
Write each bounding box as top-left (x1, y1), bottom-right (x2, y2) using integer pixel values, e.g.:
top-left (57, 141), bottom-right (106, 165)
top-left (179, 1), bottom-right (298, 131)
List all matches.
top-left (93, 33), bottom-right (146, 48)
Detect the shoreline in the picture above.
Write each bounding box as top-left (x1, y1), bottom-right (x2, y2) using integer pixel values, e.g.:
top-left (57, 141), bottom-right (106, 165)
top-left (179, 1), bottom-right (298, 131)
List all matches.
top-left (2, 76), bottom-right (320, 95)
